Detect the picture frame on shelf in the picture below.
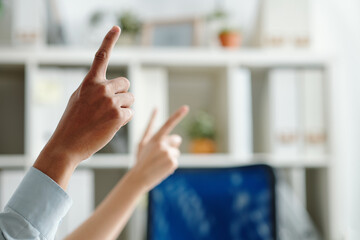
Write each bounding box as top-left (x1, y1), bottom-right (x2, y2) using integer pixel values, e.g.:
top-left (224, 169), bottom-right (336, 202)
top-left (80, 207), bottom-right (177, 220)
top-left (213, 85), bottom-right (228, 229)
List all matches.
top-left (141, 17), bottom-right (203, 47)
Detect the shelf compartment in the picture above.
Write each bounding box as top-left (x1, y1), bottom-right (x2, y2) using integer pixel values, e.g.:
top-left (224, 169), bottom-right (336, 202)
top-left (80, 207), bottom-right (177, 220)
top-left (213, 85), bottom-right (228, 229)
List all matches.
top-left (30, 66), bottom-right (130, 156)
top-left (250, 67), bottom-right (328, 157)
top-left (0, 64), bottom-right (25, 154)
top-left (167, 66), bottom-right (229, 154)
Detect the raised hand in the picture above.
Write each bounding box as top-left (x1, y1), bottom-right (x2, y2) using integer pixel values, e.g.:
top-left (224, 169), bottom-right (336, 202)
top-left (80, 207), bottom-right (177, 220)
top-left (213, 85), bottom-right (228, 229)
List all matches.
top-left (45, 26), bottom-right (133, 162)
top-left (34, 26), bottom-right (134, 188)
top-left (132, 106), bottom-right (189, 192)
top-left (65, 106), bottom-right (189, 240)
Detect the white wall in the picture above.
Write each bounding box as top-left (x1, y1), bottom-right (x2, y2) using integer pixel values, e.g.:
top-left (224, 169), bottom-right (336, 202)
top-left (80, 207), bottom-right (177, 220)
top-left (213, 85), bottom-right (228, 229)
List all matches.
top-left (311, 0), bottom-right (360, 239)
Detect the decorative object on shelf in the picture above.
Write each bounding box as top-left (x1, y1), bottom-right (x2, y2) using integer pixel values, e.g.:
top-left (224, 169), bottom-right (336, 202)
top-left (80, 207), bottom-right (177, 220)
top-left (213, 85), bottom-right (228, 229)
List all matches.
top-left (205, 5), bottom-right (228, 47)
top-left (259, 0), bottom-right (310, 49)
top-left (218, 28), bottom-right (241, 48)
top-left (141, 17), bottom-right (202, 47)
top-left (187, 111), bottom-right (216, 154)
top-left (116, 11), bottom-right (141, 46)
top-left (1, 0), bottom-right (46, 47)
top-left (45, 0), bottom-right (65, 45)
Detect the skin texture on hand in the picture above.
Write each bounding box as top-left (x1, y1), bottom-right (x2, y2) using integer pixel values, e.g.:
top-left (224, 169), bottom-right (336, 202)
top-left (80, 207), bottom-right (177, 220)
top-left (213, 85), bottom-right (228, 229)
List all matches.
top-left (33, 26), bottom-right (134, 189)
top-left (65, 106), bottom-right (189, 240)
top-left (133, 106), bottom-right (189, 192)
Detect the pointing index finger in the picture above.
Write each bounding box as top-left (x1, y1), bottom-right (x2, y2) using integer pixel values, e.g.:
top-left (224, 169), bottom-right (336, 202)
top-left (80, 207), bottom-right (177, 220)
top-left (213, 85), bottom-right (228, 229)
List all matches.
top-left (141, 108), bottom-right (158, 143)
top-left (153, 105), bottom-right (189, 140)
top-left (89, 26), bottom-right (121, 80)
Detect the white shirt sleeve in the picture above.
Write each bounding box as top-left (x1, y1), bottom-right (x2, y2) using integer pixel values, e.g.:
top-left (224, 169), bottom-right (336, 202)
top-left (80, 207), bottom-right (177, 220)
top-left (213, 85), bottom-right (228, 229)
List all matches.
top-left (0, 167), bottom-right (72, 240)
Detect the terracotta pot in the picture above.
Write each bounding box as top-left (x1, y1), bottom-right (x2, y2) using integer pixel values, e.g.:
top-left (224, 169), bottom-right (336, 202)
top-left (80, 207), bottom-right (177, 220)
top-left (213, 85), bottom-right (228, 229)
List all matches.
top-left (190, 138), bottom-right (216, 154)
top-left (219, 32), bottom-right (241, 48)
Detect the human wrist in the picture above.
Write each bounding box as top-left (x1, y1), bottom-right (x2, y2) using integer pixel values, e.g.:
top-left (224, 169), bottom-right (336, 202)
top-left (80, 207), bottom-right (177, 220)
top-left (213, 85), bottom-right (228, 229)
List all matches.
top-left (125, 166), bottom-right (149, 194)
top-left (33, 142), bottom-right (78, 190)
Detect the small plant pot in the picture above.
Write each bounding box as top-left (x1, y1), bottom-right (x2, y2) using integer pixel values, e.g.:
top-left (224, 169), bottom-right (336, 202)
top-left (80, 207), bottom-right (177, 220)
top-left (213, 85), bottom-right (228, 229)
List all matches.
top-left (219, 32), bottom-right (241, 48)
top-left (190, 138), bottom-right (217, 154)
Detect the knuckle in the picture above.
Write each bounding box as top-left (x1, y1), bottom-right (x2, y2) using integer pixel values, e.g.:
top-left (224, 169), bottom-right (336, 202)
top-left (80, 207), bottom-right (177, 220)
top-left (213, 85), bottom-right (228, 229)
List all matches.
top-left (112, 78), bottom-right (130, 92)
top-left (122, 77), bottom-right (130, 89)
top-left (95, 49), bottom-right (107, 61)
top-left (103, 96), bottom-right (113, 107)
top-left (159, 142), bottom-right (167, 152)
top-left (101, 96), bottom-right (114, 110)
top-left (165, 151), bottom-right (172, 159)
top-left (169, 158), bottom-right (178, 169)
top-left (110, 97), bottom-right (117, 107)
top-left (119, 109), bottom-right (131, 121)
top-left (98, 84), bottom-right (107, 96)
top-left (154, 141), bottom-right (162, 149)
top-left (126, 92), bottom-right (135, 104)
top-left (104, 32), bottom-right (113, 41)
top-left (111, 108), bottom-right (123, 120)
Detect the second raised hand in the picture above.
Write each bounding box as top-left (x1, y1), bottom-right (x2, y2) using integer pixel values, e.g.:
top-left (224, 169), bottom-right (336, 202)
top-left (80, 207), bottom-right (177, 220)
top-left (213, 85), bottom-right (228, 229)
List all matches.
top-left (133, 105), bottom-right (190, 192)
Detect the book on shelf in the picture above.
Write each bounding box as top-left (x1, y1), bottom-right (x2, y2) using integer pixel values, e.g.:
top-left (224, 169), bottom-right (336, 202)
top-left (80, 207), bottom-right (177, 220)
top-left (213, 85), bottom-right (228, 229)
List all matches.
top-left (300, 69), bottom-right (326, 156)
top-left (228, 67), bottom-right (253, 157)
top-left (133, 67), bottom-right (168, 145)
top-left (12, 0), bottom-right (46, 46)
top-left (269, 68), bottom-right (301, 156)
top-left (260, 0), bottom-right (310, 48)
top-left (268, 68), bottom-right (326, 157)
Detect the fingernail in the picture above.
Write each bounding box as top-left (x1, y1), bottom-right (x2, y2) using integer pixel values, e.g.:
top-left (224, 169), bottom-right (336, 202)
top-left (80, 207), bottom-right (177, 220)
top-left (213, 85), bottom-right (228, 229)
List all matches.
top-left (110, 26), bottom-right (120, 33)
top-left (182, 105), bottom-right (189, 113)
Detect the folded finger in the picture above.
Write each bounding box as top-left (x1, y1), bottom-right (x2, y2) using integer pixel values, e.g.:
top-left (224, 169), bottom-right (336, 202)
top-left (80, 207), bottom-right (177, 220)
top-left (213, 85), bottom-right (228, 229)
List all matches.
top-left (165, 134), bottom-right (182, 148)
top-left (113, 92), bottom-right (134, 108)
top-left (107, 77), bottom-right (130, 94)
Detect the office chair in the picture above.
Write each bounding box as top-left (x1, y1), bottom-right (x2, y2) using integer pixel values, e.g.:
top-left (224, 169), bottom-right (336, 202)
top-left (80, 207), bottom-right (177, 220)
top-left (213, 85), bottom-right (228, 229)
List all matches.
top-left (147, 164), bottom-right (277, 240)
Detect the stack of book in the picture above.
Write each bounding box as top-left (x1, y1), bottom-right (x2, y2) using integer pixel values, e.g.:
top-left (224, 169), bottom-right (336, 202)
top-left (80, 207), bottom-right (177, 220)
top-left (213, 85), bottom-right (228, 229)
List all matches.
top-left (268, 68), bottom-right (326, 157)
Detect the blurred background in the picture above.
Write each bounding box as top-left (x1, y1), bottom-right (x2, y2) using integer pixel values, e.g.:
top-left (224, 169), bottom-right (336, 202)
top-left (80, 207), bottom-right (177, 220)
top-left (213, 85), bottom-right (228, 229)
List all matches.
top-left (0, 0), bottom-right (359, 239)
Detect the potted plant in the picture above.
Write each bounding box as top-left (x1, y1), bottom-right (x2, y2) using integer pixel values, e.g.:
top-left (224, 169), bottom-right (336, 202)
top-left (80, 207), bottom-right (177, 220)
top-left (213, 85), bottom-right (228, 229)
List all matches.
top-left (187, 111), bottom-right (217, 154)
top-left (116, 11), bottom-right (141, 45)
top-left (205, 2), bottom-right (228, 47)
top-left (218, 28), bottom-right (241, 48)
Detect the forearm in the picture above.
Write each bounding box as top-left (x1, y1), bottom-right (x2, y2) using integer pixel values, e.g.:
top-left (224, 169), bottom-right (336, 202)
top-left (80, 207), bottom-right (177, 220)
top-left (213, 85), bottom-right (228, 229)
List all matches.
top-left (65, 169), bottom-right (146, 240)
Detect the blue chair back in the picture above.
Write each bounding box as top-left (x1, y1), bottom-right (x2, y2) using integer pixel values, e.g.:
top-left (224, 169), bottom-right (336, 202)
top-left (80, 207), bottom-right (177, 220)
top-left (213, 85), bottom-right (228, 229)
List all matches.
top-left (147, 164), bottom-right (277, 240)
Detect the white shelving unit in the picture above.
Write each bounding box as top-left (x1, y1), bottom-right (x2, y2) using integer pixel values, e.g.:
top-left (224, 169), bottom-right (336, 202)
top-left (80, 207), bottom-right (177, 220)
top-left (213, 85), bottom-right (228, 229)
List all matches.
top-left (0, 47), bottom-right (335, 240)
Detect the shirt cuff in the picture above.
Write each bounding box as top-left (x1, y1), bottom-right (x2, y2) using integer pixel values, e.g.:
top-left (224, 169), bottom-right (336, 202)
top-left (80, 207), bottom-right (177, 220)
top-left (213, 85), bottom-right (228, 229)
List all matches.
top-left (5, 167), bottom-right (72, 239)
